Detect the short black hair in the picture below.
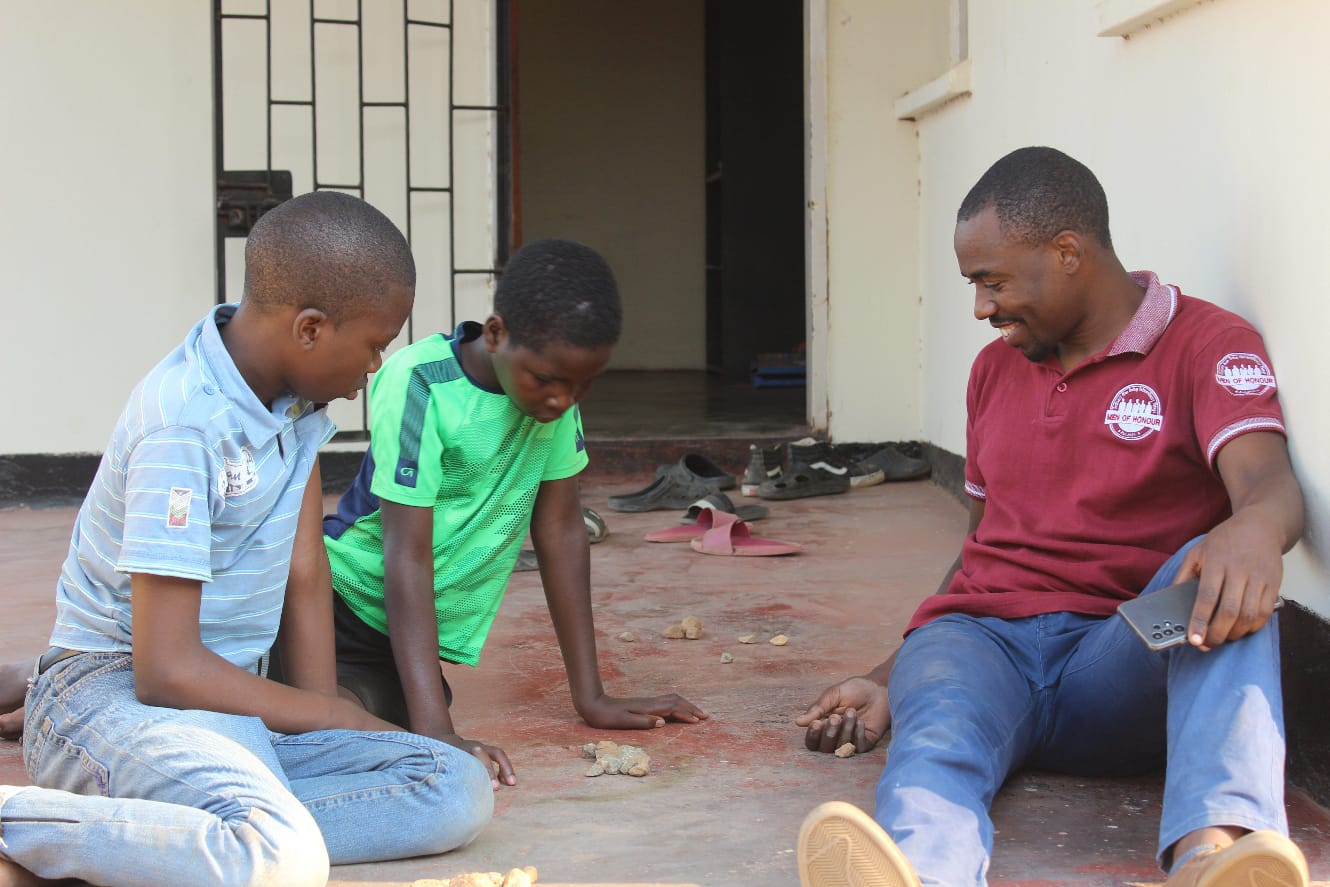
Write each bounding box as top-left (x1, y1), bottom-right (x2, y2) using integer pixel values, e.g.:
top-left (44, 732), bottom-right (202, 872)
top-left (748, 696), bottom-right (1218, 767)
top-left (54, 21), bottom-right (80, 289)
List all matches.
top-left (243, 190), bottom-right (416, 322)
top-left (957, 147), bottom-right (1113, 249)
top-left (495, 238), bottom-right (622, 352)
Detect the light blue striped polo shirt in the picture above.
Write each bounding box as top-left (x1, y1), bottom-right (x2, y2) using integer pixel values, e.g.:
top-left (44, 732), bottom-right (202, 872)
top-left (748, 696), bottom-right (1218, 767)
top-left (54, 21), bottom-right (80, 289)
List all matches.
top-left (49, 304), bottom-right (336, 671)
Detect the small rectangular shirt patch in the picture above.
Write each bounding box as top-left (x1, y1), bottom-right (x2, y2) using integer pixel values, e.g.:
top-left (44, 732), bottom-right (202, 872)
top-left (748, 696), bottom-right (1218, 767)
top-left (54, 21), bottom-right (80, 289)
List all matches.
top-left (167, 486), bottom-right (192, 528)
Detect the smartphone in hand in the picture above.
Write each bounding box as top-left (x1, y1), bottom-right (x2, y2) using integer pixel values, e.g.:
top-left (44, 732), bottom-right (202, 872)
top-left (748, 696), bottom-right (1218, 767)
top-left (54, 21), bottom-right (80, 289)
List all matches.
top-left (1118, 578), bottom-right (1283, 651)
top-left (1117, 579), bottom-right (1200, 651)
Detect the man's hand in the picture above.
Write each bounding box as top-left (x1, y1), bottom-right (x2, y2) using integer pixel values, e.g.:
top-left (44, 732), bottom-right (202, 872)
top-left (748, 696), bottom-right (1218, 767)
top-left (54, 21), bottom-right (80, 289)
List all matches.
top-left (576, 692), bottom-right (708, 730)
top-left (0, 705), bottom-right (24, 740)
top-left (796, 676), bottom-right (891, 754)
top-left (435, 732), bottom-right (517, 788)
top-left (1174, 508), bottom-right (1286, 650)
top-left (1175, 431), bottom-right (1304, 650)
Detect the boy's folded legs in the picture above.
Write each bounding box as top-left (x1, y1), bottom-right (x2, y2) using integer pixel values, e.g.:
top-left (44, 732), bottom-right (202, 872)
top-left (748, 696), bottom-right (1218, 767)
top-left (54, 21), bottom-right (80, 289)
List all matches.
top-left (5, 654), bottom-right (492, 885)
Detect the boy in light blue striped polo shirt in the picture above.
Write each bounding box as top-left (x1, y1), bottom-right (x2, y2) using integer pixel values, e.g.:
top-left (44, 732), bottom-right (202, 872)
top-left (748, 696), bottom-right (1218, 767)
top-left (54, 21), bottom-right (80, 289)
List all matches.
top-left (0, 191), bottom-right (494, 887)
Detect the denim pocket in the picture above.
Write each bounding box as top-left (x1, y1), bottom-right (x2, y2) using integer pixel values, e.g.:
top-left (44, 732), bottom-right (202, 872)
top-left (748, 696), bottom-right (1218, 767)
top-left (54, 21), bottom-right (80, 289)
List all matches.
top-left (24, 714), bottom-right (112, 797)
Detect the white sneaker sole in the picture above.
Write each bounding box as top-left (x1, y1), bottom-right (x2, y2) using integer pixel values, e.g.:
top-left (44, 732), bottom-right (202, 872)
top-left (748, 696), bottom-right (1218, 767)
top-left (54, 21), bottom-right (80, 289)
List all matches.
top-left (797, 801), bottom-right (920, 887)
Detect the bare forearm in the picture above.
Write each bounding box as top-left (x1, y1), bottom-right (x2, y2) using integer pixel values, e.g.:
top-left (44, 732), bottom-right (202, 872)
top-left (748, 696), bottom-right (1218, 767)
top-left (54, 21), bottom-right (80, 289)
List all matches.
top-left (1230, 470), bottom-right (1304, 555)
top-left (384, 560), bottom-right (455, 736)
top-left (532, 485), bottom-right (605, 710)
top-left (135, 646), bottom-right (378, 734)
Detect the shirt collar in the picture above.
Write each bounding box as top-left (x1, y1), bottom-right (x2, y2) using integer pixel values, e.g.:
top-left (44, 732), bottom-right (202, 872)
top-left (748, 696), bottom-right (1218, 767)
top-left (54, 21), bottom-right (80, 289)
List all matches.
top-left (1106, 271), bottom-right (1179, 357)
top-left (197, 304), bottom-right (293, 447)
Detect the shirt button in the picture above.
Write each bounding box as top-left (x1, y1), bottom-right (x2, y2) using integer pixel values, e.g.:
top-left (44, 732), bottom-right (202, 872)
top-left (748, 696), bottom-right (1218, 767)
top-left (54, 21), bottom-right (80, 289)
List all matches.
top-left (1056, 382), bottom-right (1068, 393)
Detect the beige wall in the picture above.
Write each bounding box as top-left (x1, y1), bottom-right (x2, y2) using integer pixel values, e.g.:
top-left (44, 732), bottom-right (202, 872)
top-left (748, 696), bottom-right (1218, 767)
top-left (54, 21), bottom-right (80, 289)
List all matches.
top-left (1, 3), bottom-right (215, 454)
top-left (516, 0), bottom-right (705, 370)
top-left (819, 0), bottom-right (950, 442)
top-left (900, 0), bottom-right (1330, 614)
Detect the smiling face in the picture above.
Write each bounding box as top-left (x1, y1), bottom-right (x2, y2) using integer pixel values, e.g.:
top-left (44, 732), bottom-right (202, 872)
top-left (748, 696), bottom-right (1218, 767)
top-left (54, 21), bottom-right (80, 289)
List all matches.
top-left (485, 318), bottom-right (612, 423)
top-left (954, 205), bottom-right (1084, 364)
top-left (289, 282), bottom-right (414, 404)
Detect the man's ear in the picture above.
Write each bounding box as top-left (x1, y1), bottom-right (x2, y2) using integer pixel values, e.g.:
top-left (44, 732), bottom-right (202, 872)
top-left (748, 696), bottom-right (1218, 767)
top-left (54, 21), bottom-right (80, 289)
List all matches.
top-left (483, 314), bottom-right (507, 354)
top-left (1051, 230), bottom-right (1083, 275)
top-left (294, 308), bottom-right (330, 350)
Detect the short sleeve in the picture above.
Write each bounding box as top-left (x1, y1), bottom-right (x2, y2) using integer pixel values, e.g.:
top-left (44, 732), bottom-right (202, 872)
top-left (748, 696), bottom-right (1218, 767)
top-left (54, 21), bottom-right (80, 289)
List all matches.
top-left (366, 356), bottom-right (446, 507)
top-left (117, 428), bottom-right (219, 581)
top-left (541, 404), bottom-right (589, 482)
top-left (1190, 326), bottom-right (1286, 468)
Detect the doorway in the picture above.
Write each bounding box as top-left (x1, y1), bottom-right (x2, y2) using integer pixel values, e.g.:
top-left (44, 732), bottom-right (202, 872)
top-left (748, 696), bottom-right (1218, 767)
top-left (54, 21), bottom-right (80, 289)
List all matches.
top-left (511, 0), bottom-right (807, 438)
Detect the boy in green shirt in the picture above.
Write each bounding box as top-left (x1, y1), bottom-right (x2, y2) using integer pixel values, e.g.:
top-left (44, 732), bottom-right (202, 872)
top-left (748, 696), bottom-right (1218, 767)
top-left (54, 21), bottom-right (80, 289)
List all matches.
top-left (304, 239), bottom-right (707, 786)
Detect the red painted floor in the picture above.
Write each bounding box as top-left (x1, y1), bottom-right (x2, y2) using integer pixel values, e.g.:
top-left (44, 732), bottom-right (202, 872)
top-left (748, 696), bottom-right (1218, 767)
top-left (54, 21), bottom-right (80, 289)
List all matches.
top-left (2, 470), bottom-right (1327, 886)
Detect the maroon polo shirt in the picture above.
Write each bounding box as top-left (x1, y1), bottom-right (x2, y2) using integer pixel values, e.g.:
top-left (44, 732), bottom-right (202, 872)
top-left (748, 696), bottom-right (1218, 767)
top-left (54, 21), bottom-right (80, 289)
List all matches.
top-left (908, 272), bottom-right (1286, 633)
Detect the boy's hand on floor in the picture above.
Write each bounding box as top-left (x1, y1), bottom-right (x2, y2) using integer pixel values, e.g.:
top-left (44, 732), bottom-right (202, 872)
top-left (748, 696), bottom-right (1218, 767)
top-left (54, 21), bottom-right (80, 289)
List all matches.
top-left (437, 733), bottom-right (518, 788)
top-left (796, 676), bottom-right (891, 754)
top-left (0, 705), bottom-right (24, 740)
top-left (578, 693), bottom-right (709, 730)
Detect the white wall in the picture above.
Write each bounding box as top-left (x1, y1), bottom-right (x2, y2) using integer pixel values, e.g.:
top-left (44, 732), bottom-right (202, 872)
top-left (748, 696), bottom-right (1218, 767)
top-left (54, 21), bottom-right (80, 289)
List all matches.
top-left (1, 3), bottom-right (215, 454)
top-left (515, 0), bottom-right (705, 370)
top-left (820, 0), bottom-right (950, 442)
top-left (1, 1), bottom-right (498, 452)
top-left (908, 0), bottom-right (1330, 614)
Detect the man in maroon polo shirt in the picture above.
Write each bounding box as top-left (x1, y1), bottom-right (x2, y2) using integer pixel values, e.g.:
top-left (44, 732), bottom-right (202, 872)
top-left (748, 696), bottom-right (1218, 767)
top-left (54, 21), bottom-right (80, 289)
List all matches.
top-left (794, 147), bottom-right (1307, 887)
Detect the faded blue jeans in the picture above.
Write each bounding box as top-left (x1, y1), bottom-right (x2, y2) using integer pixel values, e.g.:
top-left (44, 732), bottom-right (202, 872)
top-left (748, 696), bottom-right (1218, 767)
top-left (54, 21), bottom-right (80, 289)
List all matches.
top-left (0, 652), bottom-right (493, 887)
top-left (876, 538), bottom-right (1287, 887)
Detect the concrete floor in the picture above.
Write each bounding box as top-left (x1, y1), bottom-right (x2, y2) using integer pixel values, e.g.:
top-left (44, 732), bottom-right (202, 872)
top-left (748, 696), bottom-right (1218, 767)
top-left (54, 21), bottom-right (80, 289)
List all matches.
top-left (3, 468), bottom-right (1328, 886)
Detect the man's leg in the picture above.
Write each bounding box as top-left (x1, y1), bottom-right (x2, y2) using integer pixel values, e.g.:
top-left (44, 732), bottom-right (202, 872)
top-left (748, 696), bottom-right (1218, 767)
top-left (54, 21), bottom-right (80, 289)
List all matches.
top-left (1040, 538), bottom-right (1292, 872)
top-left (274, 727), bottom-right (493, 865)
top-left (2, 654), bottom-right (328, 887)
top-left (876, 614), bottom-right (1042, 887)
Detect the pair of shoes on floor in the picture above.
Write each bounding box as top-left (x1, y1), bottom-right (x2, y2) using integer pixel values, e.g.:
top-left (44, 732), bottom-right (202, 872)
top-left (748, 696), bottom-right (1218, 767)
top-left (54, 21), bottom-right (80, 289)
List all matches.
top-left (1164, 830), bottom-right (1308, 887)
top-left (756, 439), bottom-right (869, 500)
top-left (796, 804), bottom-right (1310, 887)
top-left (607, 453), bottom-right (736, 513)
top-left (644, 506), bottom-right (799, 556)
top-left (749, 439), bottom-right (931, 500)
top-left (513, 506), bottom-right (608, 572)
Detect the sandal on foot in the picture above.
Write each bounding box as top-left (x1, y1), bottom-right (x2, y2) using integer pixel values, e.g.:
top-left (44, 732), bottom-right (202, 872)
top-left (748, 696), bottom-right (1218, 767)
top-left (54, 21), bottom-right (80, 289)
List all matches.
top-left (798, 801), bottom-right (920, 887)
top-left (688, 510), bottom-right (800, 557)
top-left (1163, 830), bottom-right (1308, 887)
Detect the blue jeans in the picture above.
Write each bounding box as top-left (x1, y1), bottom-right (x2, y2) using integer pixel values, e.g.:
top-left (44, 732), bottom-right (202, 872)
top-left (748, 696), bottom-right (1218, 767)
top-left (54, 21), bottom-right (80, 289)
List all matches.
top-left (0, 653), bottom-right (493, 887)
top-left (876, 538), bottom-right (1287, 887)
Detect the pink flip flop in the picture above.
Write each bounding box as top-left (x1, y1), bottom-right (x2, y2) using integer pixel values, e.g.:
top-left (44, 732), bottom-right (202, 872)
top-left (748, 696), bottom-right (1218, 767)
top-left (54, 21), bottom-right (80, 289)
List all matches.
top-left (688, 510), bottom-right (801, 557)
top-left (645, 506), bottom-right (721, 543)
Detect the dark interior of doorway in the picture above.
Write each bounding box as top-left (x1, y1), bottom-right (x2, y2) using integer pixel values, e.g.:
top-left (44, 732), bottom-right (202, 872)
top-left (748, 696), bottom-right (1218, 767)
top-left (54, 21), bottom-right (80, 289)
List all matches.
top-left (705, 0), bottom-right (806, 381)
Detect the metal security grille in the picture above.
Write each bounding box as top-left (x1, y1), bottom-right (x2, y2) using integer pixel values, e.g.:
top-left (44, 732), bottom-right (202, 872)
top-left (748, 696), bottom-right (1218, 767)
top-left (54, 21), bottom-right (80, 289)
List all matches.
top-left (212, 0), bottom-right (509, 436)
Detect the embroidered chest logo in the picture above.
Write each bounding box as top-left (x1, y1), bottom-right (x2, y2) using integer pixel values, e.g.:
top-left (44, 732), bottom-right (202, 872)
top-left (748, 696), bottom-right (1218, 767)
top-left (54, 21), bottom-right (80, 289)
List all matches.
top-left (1215, 352), bottom-right (1276, 397)
top-left (222, 447), bottom-right (259, 498)
top-left (1104, 383), bottom-right (1163, 441)
top-left (167, 487), bottom-right (192, 529)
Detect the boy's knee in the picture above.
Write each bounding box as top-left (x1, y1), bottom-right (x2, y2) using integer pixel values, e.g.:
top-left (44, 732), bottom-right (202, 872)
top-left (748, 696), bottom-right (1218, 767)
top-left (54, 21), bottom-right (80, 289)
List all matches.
top-left (416, 748), bottom-right (495, 855)
top-left (234, 805), bottom-right (330, 887)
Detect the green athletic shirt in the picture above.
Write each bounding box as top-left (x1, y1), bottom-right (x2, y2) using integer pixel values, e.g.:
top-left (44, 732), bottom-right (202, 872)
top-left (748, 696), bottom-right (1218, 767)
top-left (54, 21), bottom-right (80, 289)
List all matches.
top-left (323, 321), bottom-right (588, 665)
